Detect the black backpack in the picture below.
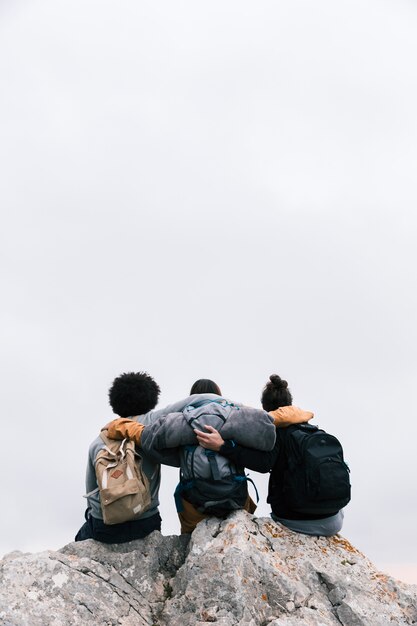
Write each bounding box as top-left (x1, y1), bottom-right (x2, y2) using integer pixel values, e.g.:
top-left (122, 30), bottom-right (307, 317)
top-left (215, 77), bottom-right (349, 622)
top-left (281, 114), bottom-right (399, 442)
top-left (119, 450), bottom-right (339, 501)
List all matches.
top-left (276, 423), bottom-right (351, 515)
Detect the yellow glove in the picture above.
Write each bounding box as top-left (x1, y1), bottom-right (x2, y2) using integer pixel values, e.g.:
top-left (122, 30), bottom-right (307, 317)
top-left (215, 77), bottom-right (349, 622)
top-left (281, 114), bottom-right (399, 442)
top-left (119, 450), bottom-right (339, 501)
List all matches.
top-left (104, 418), bottom-right (145, 445)
top-left (269, 406), bottom-right (314, 428)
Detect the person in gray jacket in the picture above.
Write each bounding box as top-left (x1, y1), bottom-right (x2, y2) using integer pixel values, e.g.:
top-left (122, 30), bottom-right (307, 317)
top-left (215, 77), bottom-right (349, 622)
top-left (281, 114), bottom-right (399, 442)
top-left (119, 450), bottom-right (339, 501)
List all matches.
top-left (75, 371), bottom-right (220, 544)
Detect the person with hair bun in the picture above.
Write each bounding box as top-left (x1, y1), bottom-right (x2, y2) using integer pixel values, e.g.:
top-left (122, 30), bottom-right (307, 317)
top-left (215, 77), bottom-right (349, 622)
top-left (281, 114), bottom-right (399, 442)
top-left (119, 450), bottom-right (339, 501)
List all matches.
top-left (196, 374), bottom-right (344, 536)
top-left (261, 375), bottom-right (293, 411)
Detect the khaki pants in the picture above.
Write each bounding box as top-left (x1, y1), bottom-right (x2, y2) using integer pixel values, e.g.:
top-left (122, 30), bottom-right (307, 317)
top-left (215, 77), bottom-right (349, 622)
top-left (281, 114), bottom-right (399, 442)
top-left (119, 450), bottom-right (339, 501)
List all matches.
top-left (178, 496), bottom-right (257, 534)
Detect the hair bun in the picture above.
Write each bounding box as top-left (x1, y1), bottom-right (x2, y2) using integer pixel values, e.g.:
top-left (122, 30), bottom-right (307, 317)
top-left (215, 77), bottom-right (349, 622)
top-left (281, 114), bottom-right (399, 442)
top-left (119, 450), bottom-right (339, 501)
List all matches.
top-left (269, 374), bottom-right (288, 389)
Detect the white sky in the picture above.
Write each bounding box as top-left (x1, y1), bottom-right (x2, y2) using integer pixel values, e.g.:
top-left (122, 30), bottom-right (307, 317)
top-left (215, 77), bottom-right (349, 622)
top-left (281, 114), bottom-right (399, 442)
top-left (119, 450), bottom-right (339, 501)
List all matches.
top-left (1, 0), bottom-right (416, 584)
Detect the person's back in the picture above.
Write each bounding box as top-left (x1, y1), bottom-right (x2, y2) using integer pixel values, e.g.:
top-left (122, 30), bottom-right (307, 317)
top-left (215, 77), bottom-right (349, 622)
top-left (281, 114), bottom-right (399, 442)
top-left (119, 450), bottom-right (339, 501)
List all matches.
top-left (75, 371), bottom-right (163, 544)
top-left (196, 375), bottom-right (347, 537)
top-left (177, 380), bottom-right (258, 533)
top-left (262, 375), bottom-right (347, 536)
top-left (177, 399), bottom-right (256, 532)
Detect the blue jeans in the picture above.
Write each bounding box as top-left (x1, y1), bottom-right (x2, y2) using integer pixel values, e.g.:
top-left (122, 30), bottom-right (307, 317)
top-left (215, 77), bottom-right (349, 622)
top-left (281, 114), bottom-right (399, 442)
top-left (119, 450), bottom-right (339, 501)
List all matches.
top-left (75, 509), bottom-right (161, 544)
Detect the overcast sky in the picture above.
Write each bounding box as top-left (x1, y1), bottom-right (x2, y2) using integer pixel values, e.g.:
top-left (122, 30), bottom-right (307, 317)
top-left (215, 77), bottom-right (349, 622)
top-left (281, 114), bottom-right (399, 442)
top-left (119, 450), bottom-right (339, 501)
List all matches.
top-left (1, 0), bottom-right (416, 584)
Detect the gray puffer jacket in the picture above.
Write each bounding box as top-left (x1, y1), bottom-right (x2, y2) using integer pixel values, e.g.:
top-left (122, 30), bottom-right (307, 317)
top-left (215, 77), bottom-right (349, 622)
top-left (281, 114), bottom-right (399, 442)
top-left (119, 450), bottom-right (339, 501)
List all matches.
top-left (141, 400), bottom-right (276, 465)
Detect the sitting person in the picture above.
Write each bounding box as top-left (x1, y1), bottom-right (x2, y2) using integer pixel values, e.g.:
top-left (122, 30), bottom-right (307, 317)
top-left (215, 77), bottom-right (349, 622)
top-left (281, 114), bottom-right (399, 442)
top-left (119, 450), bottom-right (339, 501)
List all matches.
top-left (195, 375), bottom-right (345, 537)
top-left (75, 372), bottom-right (222, 544)
top-left (105, 378), bottom-right (306, 534)
top-left (75, 371), bottom-right (162, 544)
top-left (174, 379), bottom-right (257, 534)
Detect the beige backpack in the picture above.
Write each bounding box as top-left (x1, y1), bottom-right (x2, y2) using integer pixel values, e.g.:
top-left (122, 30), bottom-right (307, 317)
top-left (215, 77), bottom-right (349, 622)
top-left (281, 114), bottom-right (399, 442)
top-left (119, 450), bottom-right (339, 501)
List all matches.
top-left (94, 429), bottom-right (151, 525)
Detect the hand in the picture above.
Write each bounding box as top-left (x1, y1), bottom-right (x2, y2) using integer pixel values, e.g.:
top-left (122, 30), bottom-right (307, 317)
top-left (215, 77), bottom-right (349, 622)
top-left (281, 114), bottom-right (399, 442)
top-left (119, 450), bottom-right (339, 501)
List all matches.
top-left (194, 425), bottom-right (224, 451)
top-left (105, 418), bottom-right (144, 445)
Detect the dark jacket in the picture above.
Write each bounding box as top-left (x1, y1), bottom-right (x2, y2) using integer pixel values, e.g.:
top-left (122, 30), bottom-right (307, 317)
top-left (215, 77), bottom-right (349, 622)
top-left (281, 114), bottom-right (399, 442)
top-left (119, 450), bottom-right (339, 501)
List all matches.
top-left (219, 412), bottom-right (335, 521)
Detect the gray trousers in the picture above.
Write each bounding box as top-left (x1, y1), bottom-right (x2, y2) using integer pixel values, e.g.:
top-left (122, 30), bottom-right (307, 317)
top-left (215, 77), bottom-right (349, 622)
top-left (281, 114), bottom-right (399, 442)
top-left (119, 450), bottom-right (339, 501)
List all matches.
top-left (271, 509), bottom-right (344, 536)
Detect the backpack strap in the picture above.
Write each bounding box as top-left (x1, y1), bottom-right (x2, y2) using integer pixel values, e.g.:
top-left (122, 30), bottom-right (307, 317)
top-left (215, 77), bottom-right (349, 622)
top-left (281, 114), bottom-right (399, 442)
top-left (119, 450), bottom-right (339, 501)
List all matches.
top-left (284, 423), bottom-right (319, 435)
top-left (245, 476), bottom-right (260, 503)
top-left (205, 450), bottom-right (222, 481)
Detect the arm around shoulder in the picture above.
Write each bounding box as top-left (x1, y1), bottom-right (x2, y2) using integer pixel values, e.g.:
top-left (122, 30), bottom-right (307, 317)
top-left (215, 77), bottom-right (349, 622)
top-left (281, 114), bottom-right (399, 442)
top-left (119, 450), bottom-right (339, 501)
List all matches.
top-left (270, 406), bottom-right (314, 427)
top-left (106, 418), bottom-right (145, 445)
top-left (218, 440), bottom-right (279, 473)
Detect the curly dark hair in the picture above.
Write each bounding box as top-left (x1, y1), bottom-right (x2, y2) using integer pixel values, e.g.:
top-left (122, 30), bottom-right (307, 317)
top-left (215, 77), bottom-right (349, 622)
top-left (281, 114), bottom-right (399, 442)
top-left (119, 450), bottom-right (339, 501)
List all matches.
top-left (189, 379), bottom-right (222, 395)
top-left (261, 374), bottom-right (293, 411)
top-left (108, 372), bottom-right (160, 417)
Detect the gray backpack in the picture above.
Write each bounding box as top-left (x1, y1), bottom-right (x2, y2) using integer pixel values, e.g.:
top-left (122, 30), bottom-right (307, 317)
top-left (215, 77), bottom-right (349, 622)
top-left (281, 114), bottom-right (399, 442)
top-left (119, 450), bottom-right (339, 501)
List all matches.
top-left (175, 401), bottom-right (256, 515)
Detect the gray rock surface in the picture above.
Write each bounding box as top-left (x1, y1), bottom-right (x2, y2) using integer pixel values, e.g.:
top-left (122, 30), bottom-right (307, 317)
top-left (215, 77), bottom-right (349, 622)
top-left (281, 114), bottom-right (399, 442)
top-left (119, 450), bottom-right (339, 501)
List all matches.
top-left (1, 511), bottom-right (416, 625)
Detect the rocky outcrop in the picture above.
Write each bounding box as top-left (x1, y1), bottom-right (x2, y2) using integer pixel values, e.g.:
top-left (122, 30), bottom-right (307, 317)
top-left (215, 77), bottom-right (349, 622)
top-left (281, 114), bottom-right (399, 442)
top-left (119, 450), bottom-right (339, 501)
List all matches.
top-left (1, 511), bottom-right (416, 626)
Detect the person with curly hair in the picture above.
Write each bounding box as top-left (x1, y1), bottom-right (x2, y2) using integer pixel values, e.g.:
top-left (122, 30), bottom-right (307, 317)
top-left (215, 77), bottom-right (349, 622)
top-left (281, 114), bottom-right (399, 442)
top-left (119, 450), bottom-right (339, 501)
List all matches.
top-left (75, 372), bottom-right (220, 543)
top-left (75, 372), bottom-right (162, 543)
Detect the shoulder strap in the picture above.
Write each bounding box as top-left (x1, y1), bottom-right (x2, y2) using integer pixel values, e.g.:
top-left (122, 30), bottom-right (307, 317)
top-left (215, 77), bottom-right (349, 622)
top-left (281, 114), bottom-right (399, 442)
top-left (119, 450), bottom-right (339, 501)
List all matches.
top-left (284, 423), bottom-right (319, 434)
top-left (98, 430), bottom-right (133, 458)
top-left (205, 450), bottom-right (221, 480)
top-left (99, 429), bottom-right (112, 446)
